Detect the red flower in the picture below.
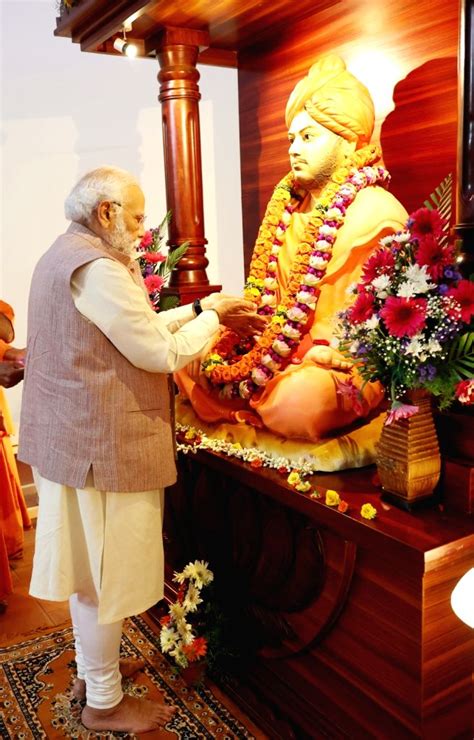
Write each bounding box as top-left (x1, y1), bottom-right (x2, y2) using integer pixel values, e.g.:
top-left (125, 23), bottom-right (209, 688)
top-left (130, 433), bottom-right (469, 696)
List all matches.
top-left (182, 636), bottom-right (208, 662)
top-left (337, 500), bottom-right (349, 513)
top-left (160, 615), bottom-right (171, 627)
top-left (455, 379), bottom-right (474, 405)
top-left (361, 248), bottom-right (395, 284)
top-left (250, 458), bottom-right (263, 469)
top-left (144, 251), bottom-right (166, 264)
top-left (415, 235), bottom-right (455, 280)
top-left (447, 280), bottom-right (474, 323)
top-left (380, 296), bottom-right (427, 338)
top-left (347, 291), bottom-right (375, 324)
top-left (409, 207), bottom-right (445, 242)
top-left (139, 231), bottom-right (153, 248)
top-left (144, 274), bottom-right (165, 293)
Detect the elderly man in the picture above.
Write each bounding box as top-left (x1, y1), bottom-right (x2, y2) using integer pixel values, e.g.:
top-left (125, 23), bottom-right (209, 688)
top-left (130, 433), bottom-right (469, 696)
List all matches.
top-left (176, 55), bottom-right (408, 459)
top-left (18, 166), bottom-right (265, 734)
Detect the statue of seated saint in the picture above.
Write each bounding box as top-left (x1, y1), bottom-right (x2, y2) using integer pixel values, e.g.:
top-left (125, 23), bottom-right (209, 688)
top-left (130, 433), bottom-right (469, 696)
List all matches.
top-left (175, 54), bottom-right (408, 468)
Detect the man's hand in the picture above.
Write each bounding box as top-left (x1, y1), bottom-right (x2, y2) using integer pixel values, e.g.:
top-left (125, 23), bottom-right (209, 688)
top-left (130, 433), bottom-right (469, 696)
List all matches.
top-left (0, 361), bottom-right (25, 388)
top-left (304, 345), bottom-right (352, 371)
top-left (201, 294), bottom-right (267, 337)
top-left (3, 347), bottom-right (26, 364)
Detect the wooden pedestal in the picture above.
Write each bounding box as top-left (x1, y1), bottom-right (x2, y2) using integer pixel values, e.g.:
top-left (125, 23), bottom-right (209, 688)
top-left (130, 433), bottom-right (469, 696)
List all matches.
top-left (163, 450), bottom-right (474, 739)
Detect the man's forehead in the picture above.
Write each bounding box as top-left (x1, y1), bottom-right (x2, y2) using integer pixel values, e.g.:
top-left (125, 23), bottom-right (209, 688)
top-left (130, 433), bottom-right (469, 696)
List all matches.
top-left (123, 183), bottom-right (145, 209)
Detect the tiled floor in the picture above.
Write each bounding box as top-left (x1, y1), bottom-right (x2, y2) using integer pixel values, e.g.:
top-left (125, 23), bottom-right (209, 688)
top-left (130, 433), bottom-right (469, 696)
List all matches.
top-left (1, 524), bottom-right (70, 637)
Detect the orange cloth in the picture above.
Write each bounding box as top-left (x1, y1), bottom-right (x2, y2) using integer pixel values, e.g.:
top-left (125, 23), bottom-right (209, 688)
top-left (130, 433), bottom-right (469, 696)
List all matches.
top-left (175, 186), bottom-right (408, 444)
top-left (0, 302), bottom-right (31, 567)
top-left (285, 54), bottom-right (375, 149)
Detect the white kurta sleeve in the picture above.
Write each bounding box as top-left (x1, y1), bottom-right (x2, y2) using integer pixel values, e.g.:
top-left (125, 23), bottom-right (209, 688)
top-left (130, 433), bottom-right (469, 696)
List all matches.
top-left (71, 258), bottom-right (219, 373)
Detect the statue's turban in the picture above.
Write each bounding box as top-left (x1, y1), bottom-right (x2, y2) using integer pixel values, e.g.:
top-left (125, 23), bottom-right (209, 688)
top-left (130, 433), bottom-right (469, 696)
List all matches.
top-left (285, 54), bottom-right (375, 149)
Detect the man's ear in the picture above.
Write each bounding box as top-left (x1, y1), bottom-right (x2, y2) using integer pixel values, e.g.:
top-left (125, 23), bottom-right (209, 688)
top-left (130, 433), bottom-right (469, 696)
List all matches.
top-left (96, 201), bottom-right (113, 230)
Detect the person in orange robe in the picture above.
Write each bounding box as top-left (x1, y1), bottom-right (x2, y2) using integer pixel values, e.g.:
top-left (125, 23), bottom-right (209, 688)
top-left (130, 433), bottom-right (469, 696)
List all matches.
top-left (0, 301), bottom-right (31, 605)
top-left (175, 55), bottom-right (408, 459)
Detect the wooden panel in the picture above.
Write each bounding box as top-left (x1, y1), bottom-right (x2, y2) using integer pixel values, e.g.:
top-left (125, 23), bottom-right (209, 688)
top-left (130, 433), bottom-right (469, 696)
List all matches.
top-left (164, 451), bottom-right (474, 738)
top-left (238, 0), bottom-right (459, 272)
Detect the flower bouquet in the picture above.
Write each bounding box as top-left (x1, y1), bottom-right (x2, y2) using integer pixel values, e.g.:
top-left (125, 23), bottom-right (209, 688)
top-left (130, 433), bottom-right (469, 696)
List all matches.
top-left (137, 211), bottom-right (189, 312)
top-left (159, 560), bottom-right (214, 674)
top-left (337, 189), bottom-right (474, 425)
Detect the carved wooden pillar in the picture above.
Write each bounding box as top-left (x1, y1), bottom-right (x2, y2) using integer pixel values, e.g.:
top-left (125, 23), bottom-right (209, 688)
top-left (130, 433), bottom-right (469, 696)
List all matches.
top-left (455, 0), bottom-right (474, 276)
top-left (155, 27), bottom-right (221, 304)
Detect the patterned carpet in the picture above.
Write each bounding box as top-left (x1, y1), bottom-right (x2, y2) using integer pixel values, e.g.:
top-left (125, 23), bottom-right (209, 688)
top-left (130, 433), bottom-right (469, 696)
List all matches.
top-left (0, 614), bottom-right (257, 739)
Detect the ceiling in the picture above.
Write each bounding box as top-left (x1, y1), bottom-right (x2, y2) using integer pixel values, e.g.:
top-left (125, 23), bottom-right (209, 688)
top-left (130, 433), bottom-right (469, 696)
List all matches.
top-left (55, 0), bottom-right (341, 66)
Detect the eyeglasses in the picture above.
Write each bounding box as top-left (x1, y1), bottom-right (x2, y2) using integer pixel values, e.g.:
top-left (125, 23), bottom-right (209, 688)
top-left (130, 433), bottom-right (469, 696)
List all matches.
top-left (111, 201), bottom-right (146, 226)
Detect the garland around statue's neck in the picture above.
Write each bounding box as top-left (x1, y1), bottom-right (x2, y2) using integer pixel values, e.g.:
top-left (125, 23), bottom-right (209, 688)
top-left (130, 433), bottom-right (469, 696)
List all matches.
top-left (202, 144), bottom-right (390, 401)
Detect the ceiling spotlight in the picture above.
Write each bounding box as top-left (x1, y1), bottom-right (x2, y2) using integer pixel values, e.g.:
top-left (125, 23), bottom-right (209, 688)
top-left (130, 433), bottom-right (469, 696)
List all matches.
top-left (113, 26), bottom-right (137, 58)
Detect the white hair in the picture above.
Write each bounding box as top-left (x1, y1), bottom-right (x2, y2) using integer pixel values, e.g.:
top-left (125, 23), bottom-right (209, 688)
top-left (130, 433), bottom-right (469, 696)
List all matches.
top-left (64, 166), bottom-right (140, 224)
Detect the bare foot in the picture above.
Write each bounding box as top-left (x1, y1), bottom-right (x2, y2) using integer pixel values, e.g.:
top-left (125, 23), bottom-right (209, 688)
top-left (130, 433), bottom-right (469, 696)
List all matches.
top-left (81, 694), bottom-right (176, 733)
top-left (72, 657), bottom-right (146, 701)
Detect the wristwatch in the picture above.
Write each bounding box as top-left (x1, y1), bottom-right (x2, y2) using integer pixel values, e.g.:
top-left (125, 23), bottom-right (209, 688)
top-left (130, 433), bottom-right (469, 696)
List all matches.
top-left (192, 298), bottom-right (203, 316)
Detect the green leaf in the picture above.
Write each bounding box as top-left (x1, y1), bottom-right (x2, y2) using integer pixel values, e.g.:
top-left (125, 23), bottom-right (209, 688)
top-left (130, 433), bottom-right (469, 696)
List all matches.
top-left (160, 294), bottom-right (180, 312)
top-left (166, 241), bottom-right (190, 272)
top-left (423, 173), bottom-right (453, 247)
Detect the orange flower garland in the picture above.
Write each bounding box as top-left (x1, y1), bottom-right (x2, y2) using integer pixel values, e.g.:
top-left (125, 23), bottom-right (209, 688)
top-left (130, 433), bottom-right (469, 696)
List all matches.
top-left (202, 145), bottom-right (388, 399)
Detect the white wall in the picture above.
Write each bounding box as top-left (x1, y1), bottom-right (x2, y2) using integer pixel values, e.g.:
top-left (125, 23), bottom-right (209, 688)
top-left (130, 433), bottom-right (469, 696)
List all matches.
top-left (1, 0), bottom-right (244, 427)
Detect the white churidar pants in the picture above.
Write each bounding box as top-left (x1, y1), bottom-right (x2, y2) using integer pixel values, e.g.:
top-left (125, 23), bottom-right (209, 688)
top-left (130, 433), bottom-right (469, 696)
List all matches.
top-left (30, 469), bottom-right (165, 708)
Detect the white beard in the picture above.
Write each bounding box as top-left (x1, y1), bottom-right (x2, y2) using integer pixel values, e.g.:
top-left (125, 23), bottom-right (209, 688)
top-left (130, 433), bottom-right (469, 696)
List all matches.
top-left (107, 215), bottom-right (140, 255)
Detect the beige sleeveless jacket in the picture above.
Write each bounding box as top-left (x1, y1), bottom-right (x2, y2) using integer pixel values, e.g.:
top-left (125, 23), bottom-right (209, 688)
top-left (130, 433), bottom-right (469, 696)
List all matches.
top-left (18, 222), bottom-right (176, 492)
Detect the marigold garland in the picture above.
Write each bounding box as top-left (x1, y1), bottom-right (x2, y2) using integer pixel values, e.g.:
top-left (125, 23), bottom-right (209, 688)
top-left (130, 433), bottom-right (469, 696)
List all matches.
top-left (203, 145), bottom-right (389, 400)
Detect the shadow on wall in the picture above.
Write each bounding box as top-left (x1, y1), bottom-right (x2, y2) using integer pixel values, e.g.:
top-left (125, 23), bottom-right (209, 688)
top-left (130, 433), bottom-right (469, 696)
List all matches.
top-left (381, 57), bottom-right (457, 217)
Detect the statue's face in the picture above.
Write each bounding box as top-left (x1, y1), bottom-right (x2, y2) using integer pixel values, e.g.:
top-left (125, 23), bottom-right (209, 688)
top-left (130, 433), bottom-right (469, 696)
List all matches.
top-left (288, 110), bottom-right (348, 190)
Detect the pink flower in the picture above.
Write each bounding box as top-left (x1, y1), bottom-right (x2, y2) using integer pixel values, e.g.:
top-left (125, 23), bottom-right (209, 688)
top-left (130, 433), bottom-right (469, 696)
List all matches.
top-left (347, 292), bottom-right (375, 324)
top-left (455, 379), bottom-right (474, 405)
top-left (336, 378), bottom-right (366, 416)
top-left (385, 402), bottom-right (419, 425)
top-left (409, 207), bottom-right (445, 242)
top-left (361, 248), bottom-right (395, 284)
top-left (144, 251), bottom-right (166, 264)
top-left (447, 280), bottom-right (474, 324)
top-left (139, 231), bottom-right (153, 248)
top-left (144, 274), bottom-right (165, 293)
top-left (415, 235), bottom-right (455, 280)
top-left (380, 296), bottom-right (427, 338)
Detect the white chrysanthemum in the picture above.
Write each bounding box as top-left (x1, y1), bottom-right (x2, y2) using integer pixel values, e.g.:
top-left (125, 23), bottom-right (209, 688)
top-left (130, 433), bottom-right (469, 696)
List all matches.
top-left (173, 570), bottom-right (187, 585)
top-left (379, 234), bottom-right (394, 247)
top-left (176, 618), bottom-right (194, 645)
top-left (349, 340), bottom-right (360, 354)
top-left (371, 275), bottom-right (391, 295)
top-left (160, 626), bottom-right (179, 653)
top-left (405, 337), bottom-right (424, 357)
top-left (170, 603), bottom-right (187, 621)
top-left (330, 337), bottom-right (340, 349)
top-left (183, 560), bottom-right (214, 588)
top-left (345, 282), bottom-right (358, 295)
top-left (426, 338), bottom-right (442, 355)
top-left (183, 583), bottom-right (203, 613)
top-left (393, 231), bottom-right (411, 244)
top-left (397, 263), bottom-right (434, 297)
top-left (272, 338), bottom-right (292, 357)
top-left (365, 315), bottom-right (380, 330)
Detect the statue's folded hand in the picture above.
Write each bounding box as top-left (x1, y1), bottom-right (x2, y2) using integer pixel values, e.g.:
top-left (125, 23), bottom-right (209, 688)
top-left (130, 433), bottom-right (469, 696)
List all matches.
top-left (304, 345), bottom-right (352, 371)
